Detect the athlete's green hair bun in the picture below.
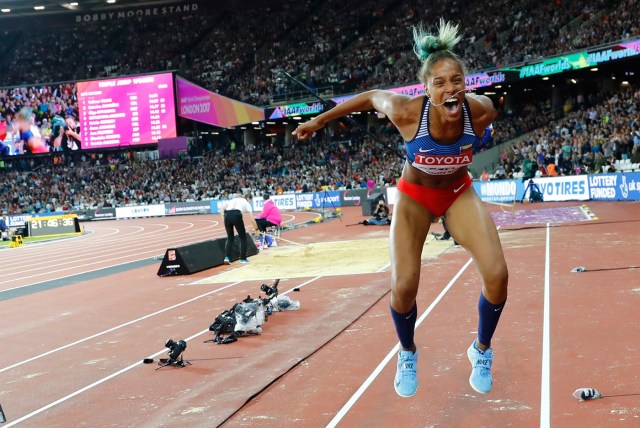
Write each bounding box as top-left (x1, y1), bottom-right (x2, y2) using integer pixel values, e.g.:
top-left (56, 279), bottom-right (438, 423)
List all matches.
top-left (412, 18), bottom-right (462, 62)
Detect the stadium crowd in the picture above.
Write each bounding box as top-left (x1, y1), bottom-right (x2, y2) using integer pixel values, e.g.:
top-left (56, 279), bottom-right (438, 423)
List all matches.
top-left (0, 125), bottom-right (403, 214)
top-left (185, 0), bottom-right (640, 104)
top-left (0, 0), bottom-right (638, 105)
top-left (2, 81), bottom-right (639, 215)
top-left (492, 85), bottom-right (640, 181)
top-left (1, 0), bottom-right (639, 214)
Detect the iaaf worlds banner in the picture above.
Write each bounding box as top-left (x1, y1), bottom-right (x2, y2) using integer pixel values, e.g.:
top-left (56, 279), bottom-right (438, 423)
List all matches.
top-left (176, 76), bottom-right (264, 128)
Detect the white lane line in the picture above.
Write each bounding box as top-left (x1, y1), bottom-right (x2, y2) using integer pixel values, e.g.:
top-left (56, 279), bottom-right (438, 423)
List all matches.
top-left (0, 281), bottom-right (244, 374)
top-left (326, 258), bottom-right (473, 428)
top-left (376, 263), bottom-right (391, 273)
top-left (540, 223), bottom-right (551, 428)
top-left (1, 225), bottom-right (222, 277)
top-left (2, 221), bottom-right (219, 263)
top-left (1, 328), bottom-right (204, 428)
top-left (0, 259), bottom-right (158, 293)
top-left (0, 234), bottom-right (228, 290)
top-left (2, 276), bottom-right (322, 427)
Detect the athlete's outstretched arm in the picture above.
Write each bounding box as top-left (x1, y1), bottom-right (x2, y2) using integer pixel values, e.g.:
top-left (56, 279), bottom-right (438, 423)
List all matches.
top-left (292, 90), bottom-right (411, 140)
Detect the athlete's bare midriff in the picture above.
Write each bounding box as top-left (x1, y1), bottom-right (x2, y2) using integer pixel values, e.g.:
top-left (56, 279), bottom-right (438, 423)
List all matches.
top-left (402, 161), bottom-right (469, 188)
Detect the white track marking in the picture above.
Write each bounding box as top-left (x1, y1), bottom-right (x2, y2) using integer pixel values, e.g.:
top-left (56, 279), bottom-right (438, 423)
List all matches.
top-left (540, 224), bottom-right (551, 428)
top-left (0, 233), bottom-right (229, 290)
top-left (0, 281), bottom-right (244, 374)
top-left (2, 277), bottom-right (321, 426)
top-left (326, 258), bottom-right (473, 427)
top-left (0, 215), bottom-right (309, 292)
top-left (376, 263), bottom-right (391, 273)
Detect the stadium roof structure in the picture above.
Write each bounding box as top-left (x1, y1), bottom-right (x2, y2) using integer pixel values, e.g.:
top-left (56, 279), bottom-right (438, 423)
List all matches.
top-left (0, 0), bottom-right (198, 17)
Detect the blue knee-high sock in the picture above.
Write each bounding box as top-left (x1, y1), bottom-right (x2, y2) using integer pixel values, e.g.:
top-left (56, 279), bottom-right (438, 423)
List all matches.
top-left (477, 293), bottom-right (506, 347)
top-left (390, 303), bottom-right (417, 350)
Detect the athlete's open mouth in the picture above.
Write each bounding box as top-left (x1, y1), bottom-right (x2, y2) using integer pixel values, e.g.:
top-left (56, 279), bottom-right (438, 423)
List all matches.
top-left (443, 97), bottom-right (460, 114)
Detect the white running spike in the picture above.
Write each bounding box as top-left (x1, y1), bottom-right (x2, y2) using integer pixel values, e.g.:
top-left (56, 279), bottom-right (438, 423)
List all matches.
top-left (573, 388), bottom-right (602, 400)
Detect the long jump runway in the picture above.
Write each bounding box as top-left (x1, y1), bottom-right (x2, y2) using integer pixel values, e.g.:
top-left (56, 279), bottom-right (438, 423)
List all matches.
top-left (0, 203), bottom-right (638, 427)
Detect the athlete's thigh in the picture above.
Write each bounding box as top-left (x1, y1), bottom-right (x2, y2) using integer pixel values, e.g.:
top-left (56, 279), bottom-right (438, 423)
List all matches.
top-left (390, 190), bottom-right (433, 293)
top-left (444, 188), bottom-right (507, 277)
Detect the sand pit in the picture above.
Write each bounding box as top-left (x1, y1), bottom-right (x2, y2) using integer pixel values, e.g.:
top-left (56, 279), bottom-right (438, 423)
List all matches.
top-left (195, 236), bottom-right (454, 284)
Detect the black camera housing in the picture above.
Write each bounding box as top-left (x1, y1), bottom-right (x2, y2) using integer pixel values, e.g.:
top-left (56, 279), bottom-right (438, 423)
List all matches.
top-left (260, 279), bottom-right (280, 298)
top-left (260, 283), bottom-right (276, 296)
top-left (165, 338), bottom-right (187, 361)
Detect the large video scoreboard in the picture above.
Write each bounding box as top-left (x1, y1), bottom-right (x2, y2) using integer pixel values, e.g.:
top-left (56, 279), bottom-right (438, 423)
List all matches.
top-left (76, 72), bottom-right (177, 149)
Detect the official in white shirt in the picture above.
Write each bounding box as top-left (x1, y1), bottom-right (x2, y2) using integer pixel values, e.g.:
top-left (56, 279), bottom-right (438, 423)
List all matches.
top-left (221, 193), bottom-right (258, 264)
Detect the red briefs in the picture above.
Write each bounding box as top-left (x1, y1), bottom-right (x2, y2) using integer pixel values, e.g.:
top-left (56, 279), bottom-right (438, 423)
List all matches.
top-left (397, 174), bottom-right (472, 217)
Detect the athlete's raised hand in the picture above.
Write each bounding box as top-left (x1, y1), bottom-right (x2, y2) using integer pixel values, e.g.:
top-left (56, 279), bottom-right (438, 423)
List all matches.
top-left (292, 118), bottom-right (326, 140)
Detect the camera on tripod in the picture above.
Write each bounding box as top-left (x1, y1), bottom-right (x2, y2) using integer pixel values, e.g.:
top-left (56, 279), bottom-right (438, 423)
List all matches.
top-left (260, 278), bottom-right (280, 299)
top-left (165, 338), bottom-right (187, 362)
top-left (155, 338), bottom-right (191, 369)
top-left (522, 179), bottom-right (543, 203)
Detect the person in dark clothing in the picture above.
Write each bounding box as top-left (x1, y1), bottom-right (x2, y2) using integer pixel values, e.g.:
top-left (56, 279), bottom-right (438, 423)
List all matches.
top-left (221, 194), bottom-right (258, 264)
top-left (521, 152), bottom-right (543, 202)
top-left (0, 214), bottom-right (9, 240)
top-left (522, 152), bottom-right (538, 181)
top-left (61, 116), bottom-right (81, 151)
top-left (363, 199), bottom-right (391, 225)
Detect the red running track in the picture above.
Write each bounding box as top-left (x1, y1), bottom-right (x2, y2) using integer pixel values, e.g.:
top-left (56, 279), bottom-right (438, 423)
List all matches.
top-left (0, 202), bottom-right (639, 427)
